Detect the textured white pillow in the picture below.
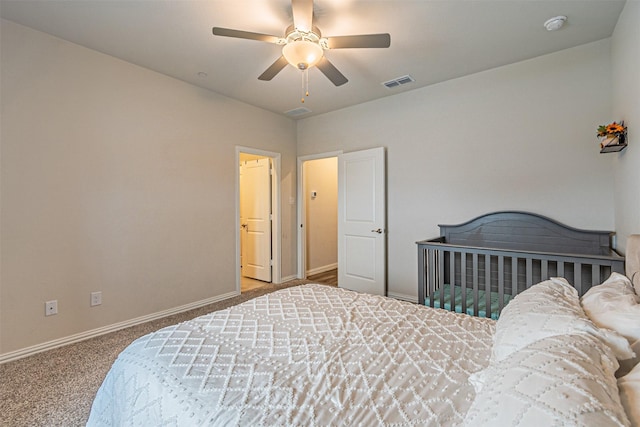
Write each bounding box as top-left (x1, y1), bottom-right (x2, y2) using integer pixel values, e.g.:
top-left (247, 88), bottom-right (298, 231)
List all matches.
top-left (581, 273), bottom-right (640, 375)
top-left (493, 278), bottom-right (633, 362)
top-left (465, 334), bottom-right (630, 427)
top-left (618, 362), bottom-right (640, 427)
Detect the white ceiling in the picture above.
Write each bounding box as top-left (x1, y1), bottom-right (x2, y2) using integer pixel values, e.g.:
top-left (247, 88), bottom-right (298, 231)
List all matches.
top-left (0, 0), bottom-right (626, 119)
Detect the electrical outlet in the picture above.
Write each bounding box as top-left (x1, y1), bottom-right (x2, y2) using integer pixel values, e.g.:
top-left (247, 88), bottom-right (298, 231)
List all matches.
top-left (45, 300), bottom-right (58, 316)
top-left (90, 291), bottom-right (102, 307)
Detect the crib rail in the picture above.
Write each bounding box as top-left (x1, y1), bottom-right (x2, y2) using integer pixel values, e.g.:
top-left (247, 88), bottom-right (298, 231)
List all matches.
top-left (417, 238), bottom-right (625, 319)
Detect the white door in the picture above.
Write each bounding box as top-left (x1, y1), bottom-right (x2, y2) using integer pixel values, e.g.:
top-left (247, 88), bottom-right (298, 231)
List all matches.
top-left (338, 147), bottom-right (386, 295)
top-left (240, 158), bottom-right (272, 282)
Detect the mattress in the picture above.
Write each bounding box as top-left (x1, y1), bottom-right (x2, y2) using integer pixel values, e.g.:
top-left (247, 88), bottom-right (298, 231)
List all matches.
top-left (430, 284), bottom-right (513, 320)
top-left (87, 284), bottom-right (495, 426)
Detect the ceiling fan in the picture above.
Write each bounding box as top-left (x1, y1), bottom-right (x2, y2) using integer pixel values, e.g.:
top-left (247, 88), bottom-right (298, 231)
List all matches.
top-left (212, 0), bottom-right (390, 87)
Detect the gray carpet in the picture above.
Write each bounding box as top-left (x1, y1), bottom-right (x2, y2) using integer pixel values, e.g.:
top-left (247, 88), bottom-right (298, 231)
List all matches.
top-left (0, 275), bottom-right (335, 427)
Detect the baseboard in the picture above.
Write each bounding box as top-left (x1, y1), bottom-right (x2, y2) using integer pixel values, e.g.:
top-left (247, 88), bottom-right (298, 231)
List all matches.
top-left (306, 263), bottom-right (338, 276)
top-left (387, 291), bottom-right (418, 303)
top-left (0, 290), bottom-right (239, 365)
top-left (279, 274), bottom-right (298, 283)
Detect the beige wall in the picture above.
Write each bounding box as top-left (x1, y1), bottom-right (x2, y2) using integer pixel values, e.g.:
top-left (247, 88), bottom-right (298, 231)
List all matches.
top-left (298, 40), bottom-right (616, 301)
top-left (611, 1), bottom-right (640, 253)
top-left (0, 20), bottom-right (297, 355)
top-left (304, 157), bottom-right (337, 274)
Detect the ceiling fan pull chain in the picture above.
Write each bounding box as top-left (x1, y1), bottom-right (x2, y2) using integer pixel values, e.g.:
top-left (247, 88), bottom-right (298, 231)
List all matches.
top-left (301, 69), bottom-right (311, 103)
top-left (306, 68), bottom-right (310, 98)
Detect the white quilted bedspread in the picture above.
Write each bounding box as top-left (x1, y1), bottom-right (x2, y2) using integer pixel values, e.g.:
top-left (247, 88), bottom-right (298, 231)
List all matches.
top-left (87, 284), bottom-right (495, 426)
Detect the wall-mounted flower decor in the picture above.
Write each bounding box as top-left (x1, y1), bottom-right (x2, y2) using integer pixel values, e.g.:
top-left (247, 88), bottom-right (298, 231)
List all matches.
top-left (597, 121), bottom-right (627, 152)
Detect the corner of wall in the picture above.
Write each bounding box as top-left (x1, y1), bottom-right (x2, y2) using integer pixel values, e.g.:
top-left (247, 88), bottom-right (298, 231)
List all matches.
top-left (611, 1), bottom-right (640, 253)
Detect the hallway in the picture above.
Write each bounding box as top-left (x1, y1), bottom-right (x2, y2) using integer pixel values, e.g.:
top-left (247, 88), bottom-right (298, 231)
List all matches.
top-left (241, 269), bottom-right (338, 292)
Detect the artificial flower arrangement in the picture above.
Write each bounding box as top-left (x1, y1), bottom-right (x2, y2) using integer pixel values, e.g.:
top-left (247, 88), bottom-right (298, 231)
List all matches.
top-left (597, 121), bottom-right (627, 149)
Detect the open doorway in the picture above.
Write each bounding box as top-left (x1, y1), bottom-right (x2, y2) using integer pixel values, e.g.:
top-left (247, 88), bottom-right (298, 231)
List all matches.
top-left (297, 152), bottom-right (340, 282)
top-left (236, 147), bottom-right (281, 293)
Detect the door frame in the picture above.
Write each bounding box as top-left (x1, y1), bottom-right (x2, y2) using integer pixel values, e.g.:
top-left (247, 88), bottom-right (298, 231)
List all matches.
top-left (296, 150), bottom-right (342, 279)
top-left (236, 146), bottom-right (281, 292)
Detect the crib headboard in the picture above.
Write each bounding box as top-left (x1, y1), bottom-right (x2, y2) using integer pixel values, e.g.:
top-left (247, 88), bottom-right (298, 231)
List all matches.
top-left (439, 211), bottom-right (617, 257)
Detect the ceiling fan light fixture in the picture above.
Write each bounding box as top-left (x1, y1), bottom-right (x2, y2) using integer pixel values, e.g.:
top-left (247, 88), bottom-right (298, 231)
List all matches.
top-left (282, 40), bottom-right (324, 70)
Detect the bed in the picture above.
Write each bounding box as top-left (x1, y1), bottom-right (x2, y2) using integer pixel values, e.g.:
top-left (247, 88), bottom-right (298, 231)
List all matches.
top-left (417, 211), bottom-right (625, 319)
top-left (88, 235), bottom-right (640, 426)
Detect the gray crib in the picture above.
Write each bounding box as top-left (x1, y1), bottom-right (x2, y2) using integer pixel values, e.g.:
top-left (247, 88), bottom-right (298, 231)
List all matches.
top-left (417, 211), bottom-right (625, 319)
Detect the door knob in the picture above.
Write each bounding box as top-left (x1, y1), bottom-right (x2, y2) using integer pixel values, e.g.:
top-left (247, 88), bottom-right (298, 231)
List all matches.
top-left (371, 228), bottom-right (383, 234)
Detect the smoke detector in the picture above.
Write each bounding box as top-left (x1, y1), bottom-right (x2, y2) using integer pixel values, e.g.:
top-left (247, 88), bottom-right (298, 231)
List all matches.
top-left (544, 16), bottom-right (567, 31)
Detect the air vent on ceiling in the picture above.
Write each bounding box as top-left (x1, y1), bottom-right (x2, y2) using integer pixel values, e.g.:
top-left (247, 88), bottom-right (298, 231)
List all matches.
top-left (382, 75), bottom-right (415, 89)
top-left (284, 107), bottom-right (312, 117)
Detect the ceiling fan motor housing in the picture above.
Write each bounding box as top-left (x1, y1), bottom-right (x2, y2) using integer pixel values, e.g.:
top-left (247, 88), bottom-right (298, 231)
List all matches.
top-left (284, 24), bottom-right (321, 41)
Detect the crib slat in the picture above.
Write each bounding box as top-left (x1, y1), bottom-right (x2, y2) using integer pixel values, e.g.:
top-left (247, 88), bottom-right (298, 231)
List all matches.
top-left (541, 260), bottom-right (549, 281)
top-left (425, 248), bottom-right (430, 307)
top-left (428, 249), bottom-right (435, 308)
top-left (498, 255), bottom-right (505, 313)
top-left (526, 258), bottom-right (533, 288)
top-left (574, 262), bottom-right (582, 295)
top-left (418, 248), bottom-right (426, 305)
top-left (512, 257), bottom-right (518, 294)
top-left (592, 264), bottom-right (600, 286)
top-left (558, 261), bottom-right (565, 278)
top-left (438, 249), bottom-right (445, 309)
top-left (473, 253), bottom-right (479, 317)
top-left (485, 255), bottom-right (492, 318)
top-left (450, 250), bottom-right (456, 312)
top-left (461, 252), bottom-right (467, 315)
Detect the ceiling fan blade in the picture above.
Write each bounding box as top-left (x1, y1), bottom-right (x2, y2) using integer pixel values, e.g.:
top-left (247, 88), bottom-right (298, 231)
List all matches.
top-left (316, 57), bottom-right (348, 86)
top-left (212, 27), bottom-right (280, 44)
top-left (326, 33), bottom-right (391, 49)
top-left (258, 56), bottom-right (290, 81)
top-left (291, 0), bottom-right (313, 32)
